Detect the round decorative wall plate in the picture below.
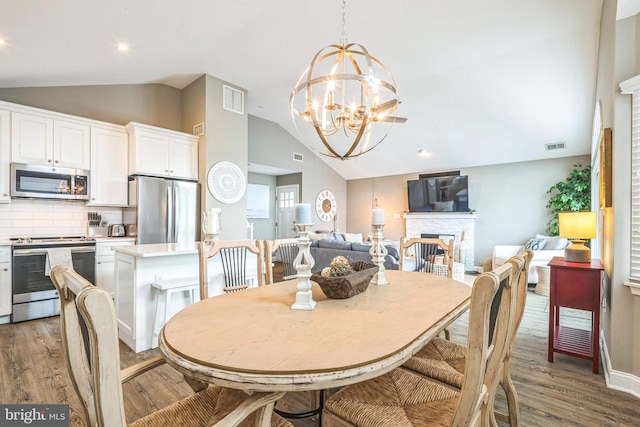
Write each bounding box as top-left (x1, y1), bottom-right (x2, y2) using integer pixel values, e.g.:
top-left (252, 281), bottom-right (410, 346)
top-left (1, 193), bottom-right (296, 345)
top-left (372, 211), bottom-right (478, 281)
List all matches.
top-left (207, 161), bottom-right (246, 204)
top-left (316, 189), bottom-right (337, 222)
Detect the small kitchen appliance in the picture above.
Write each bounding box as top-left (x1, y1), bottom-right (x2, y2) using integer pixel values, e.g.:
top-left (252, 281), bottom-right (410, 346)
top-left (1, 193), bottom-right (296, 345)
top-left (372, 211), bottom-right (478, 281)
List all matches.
top-left (108, 224), bottom-right (126, 237)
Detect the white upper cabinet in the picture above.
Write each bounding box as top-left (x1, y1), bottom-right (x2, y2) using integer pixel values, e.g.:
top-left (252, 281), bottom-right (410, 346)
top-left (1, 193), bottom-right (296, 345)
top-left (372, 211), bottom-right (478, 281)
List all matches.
top-left (11, 112), bottom-right (90, 170)
top-left (88, 127), bottom-right (129, 206)
top-left (126, 122), bottom-right (198, 180)
top-left (0, 110), bottom-right (10, 203)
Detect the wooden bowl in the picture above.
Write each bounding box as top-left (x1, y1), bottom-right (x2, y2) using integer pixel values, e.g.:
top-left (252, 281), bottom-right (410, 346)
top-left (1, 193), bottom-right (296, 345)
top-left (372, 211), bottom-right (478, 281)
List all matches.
top-left (311, 262), bottom-right (378, 299)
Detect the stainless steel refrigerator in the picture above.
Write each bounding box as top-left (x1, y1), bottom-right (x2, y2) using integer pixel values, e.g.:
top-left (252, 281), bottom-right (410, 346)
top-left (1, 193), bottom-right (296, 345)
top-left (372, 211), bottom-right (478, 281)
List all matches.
top-left (124, 176), bottom-right (200, 244)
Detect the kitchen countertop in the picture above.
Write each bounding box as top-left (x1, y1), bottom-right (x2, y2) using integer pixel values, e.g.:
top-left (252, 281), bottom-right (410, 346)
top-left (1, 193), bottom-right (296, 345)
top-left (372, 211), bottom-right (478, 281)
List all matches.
top-left (113, 243), bottom-right (198, 258)
top-left (93, 237), bottom-right (137, 243)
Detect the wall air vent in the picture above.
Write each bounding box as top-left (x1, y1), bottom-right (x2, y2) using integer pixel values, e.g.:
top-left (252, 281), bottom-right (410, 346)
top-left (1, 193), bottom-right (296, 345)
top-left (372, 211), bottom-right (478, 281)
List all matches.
top-left (223, 85), bottom-right (244, 115)
top-left (545, 142), bottom-right (566, 151)
top-left (193, 122), bottom-right (205, 136)
top-left (293, 152), bottom-right (304, 162)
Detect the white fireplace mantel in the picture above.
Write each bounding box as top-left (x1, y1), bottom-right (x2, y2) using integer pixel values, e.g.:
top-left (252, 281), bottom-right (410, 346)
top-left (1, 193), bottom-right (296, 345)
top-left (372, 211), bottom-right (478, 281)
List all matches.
top-left (403, 212), bottom-right (478, 270)
top-left (403, 213), bottom-right (478, 220)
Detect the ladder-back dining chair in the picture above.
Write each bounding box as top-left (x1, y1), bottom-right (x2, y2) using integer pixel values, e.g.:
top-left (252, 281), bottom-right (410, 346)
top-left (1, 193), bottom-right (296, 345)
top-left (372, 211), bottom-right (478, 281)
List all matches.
top-left (197, 240), bottom-right (265, 299)
top-left (400, 236), bottom-right (456, 340)
top-left (399, 237), bottom-right (454, 275)
top-left (50, 265), bottom-right (292, 427)
top-left (402, 249), bottom-right (531, 427)
top-left (264, 238), bottom-right (299, 284)
top-left (322, 262), bottom-right (515, 427)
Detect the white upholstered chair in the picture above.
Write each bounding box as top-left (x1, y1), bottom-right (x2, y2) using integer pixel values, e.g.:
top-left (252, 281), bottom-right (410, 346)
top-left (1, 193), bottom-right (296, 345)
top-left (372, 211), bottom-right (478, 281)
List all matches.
top-left (50, 265), bottom-right (292, 427)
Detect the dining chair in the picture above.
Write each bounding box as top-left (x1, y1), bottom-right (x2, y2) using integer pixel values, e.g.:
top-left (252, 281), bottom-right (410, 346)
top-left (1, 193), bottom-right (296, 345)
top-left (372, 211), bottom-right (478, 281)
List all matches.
top-left (197, 239), bottom-right (265, 299)
top-left (399, 236), bottom-right (454, 275)
top-left (399, 236), bottom-right (455, 340)
top-left (264, 238), bottom-right (299, 284)
top-left (322, 262), bottom-right (515, 427)
top-left (50, 265), bottom-right (293, 427)
top-left (401, 249), bottom-right (532, 426)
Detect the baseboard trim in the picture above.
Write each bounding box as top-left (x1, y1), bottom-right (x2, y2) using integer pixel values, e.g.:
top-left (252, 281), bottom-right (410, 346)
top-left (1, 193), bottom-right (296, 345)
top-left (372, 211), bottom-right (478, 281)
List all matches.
top-left (601, 331), bottom-right (640, 398)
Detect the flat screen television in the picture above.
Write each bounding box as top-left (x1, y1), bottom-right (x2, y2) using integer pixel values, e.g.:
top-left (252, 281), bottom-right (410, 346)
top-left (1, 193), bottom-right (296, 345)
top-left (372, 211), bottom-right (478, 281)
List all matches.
top-left (407, 175), bottom-right (469, 212)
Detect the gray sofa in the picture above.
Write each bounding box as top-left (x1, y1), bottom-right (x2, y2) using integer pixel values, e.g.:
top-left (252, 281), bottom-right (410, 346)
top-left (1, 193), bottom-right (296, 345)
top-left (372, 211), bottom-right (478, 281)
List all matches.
top-left (309, 234), bottom-right (400, 272)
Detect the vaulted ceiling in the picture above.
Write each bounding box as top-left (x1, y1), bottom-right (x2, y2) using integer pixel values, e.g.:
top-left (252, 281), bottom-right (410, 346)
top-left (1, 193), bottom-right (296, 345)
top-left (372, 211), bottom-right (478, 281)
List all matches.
top-left (1, 1), bottom-right (638, 180)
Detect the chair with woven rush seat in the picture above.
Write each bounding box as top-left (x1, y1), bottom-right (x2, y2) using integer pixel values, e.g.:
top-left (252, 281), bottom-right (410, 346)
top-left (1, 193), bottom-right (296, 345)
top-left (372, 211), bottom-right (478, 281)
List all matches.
top-left (264, 238), bottom-right (299, 284)
top-left (322, 262), bottom-right (515, 427)
top-left (400, 236), bottom-right (456, 340)
top-left (399, 236), bottom-right (454, 274)
top-left (402, 249), bottom-right (531, 426)
top-left (50, 265), bottom-right (292, 427)
top-left (198, 239), bottom-right (265, 299)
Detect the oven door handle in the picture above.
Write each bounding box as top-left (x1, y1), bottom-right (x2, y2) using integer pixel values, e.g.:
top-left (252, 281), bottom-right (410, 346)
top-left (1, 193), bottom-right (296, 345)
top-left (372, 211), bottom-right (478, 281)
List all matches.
top-left (13, 246), bottom-right (96, 256)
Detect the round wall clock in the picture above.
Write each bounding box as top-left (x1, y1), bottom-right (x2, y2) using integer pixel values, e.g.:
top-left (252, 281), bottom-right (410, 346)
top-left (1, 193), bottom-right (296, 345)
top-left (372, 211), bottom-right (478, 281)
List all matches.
top-left (207, 161), bottom-right (246, 204)
top-left (316, 189), bottom-right (337, 222)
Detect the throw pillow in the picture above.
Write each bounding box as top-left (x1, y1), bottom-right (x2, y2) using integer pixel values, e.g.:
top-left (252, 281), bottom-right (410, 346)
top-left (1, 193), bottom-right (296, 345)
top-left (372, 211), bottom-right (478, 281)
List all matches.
top-left (318, 239), bottom-right (352, 250)
top-left (523, 238), bottom-right (547, 251)
top-left (535, 233), bottom-right (568, 250)
top-left (344, 232), bottom-right (363, 243)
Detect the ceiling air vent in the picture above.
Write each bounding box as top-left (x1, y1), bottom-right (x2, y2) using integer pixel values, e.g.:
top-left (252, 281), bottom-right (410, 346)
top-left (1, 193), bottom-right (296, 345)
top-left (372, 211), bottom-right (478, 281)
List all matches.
top-left (545, 142), bottom-right (566, 151)
top-left (193, 122), bottom-right (204, 136)
top-left (293, 152), bottom-right (304, 162)
top-left (223, 85), bottom-right (244, 115)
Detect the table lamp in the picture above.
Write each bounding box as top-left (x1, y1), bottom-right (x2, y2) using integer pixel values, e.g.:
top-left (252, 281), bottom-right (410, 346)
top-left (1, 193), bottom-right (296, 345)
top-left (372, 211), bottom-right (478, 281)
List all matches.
top-left (558, 211), bottom-right (596, 263)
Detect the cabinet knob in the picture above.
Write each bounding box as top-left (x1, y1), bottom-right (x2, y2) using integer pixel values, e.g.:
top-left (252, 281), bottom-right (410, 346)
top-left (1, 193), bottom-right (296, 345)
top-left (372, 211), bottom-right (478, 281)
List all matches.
top-left (3, 268), bottom-right (7, 271)
top-left (170, 170), bottom-right (174, 173)
top-left (3, 193), bottom-right (6, 197)
top-left (48, 159), bottom-right (52, 163)
top-left (92, 198), bottom-right (95, 200)
top-left (97, 261), bottom-right (101, 265)
top-left (55, 160), bottom-right (59, 164)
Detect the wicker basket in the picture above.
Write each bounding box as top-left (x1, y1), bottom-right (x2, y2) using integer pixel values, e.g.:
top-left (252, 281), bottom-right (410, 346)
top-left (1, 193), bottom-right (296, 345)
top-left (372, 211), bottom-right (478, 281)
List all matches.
top-left (311, 262), bottom-right (378, 299)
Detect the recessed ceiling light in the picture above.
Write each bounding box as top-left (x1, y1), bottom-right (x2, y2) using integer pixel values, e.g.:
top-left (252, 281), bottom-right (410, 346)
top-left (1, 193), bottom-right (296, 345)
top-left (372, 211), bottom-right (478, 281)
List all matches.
top-left (117, 44), bottom-right (129, 52)
top-left (0, 39), bottom-right (6, 46)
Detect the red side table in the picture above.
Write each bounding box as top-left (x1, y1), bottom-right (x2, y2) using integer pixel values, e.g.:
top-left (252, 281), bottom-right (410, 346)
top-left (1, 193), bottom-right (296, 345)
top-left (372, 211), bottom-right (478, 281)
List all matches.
top-left (548, 256), bottom-right (604, 374)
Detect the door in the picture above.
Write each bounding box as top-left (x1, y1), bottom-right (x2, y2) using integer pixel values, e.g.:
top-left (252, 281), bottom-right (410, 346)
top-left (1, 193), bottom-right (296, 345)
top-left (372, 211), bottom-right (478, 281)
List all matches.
top-left (136, 176), bottom-right (171, 245)
top-left (276, 185), bottom-right (299, 239)
top-left (54, 120), bottom-right (90, 169)
top-left (172, 180), bottom-right (199, 243)
top-left (89, 127), bottom-right (129, 206)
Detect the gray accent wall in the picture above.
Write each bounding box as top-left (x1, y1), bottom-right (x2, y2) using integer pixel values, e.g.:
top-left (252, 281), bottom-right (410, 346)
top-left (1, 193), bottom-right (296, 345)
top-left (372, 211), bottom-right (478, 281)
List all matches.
top-left (346, 155), bottom-right (589, 268)
top-left (248, 115), bottom-right (347, 232)
top-left (0, 84), bottom-right (183, 130)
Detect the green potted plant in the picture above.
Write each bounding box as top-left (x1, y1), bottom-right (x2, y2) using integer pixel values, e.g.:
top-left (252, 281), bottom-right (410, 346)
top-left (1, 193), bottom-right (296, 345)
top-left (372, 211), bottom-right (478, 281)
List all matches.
top-left (545, 163), bottom-right (591, 235)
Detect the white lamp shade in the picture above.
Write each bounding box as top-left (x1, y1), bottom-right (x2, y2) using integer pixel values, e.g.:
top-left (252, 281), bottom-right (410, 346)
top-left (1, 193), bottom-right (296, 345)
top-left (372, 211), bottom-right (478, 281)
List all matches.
top-left (558, 212), bottom-right (596, 239)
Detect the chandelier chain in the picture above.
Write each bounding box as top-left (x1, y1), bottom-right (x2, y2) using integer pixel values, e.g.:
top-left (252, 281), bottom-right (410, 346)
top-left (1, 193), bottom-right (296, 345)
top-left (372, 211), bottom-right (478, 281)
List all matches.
top-left (340, 0), bottom-right (347, 46)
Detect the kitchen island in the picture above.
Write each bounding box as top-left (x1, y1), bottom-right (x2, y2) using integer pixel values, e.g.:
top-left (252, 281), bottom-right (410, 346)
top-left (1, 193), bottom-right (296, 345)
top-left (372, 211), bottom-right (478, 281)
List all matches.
top-left (114, 243), bottom-right (258, 352)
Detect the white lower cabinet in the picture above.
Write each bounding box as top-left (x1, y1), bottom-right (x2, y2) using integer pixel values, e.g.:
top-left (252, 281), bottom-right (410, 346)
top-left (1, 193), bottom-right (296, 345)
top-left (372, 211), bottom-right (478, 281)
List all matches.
top-left (95, 239), bottom-right (135, 298)
top-left (0, 246), bottom-right (12, 321)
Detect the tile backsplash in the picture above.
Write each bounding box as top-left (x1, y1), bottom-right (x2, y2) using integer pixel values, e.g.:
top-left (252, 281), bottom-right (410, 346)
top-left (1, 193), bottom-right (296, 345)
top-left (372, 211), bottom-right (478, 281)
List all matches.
top-left (0, 199), bottom-right (123, 239)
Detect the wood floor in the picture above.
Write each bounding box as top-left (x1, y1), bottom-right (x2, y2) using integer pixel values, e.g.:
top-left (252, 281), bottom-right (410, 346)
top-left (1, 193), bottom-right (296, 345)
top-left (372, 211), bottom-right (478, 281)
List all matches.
top-left (1, 287), bottom-right (640, 426)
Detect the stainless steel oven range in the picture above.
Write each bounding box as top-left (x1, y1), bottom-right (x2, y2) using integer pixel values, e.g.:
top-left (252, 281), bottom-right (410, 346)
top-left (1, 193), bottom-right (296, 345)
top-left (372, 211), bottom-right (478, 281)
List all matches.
top-left (11, 236), bottom-right (95, 323)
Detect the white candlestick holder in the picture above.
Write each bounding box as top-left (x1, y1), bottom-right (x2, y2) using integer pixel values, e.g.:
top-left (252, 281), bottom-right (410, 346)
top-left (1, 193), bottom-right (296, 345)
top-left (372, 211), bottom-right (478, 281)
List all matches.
top-left (291, 223), bottom-right (317, 310)
top-left (369, 223), bottom-right (389, 285)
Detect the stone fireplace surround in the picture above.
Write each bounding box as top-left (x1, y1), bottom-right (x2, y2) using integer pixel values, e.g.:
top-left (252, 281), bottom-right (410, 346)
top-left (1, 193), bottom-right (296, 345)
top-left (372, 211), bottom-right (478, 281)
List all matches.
top-left (403, 213), bottom-right (478, 271)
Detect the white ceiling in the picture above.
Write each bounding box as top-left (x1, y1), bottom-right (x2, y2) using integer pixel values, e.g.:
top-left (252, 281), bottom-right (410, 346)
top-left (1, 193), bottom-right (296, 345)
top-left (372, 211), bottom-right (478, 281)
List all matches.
top-left (0, 1), bottom-right (636, 180)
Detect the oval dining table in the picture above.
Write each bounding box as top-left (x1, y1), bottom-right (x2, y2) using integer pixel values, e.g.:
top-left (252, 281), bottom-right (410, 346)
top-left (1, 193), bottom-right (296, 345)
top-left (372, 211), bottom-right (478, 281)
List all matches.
top-left (158, 269), bottom-right (471, 394)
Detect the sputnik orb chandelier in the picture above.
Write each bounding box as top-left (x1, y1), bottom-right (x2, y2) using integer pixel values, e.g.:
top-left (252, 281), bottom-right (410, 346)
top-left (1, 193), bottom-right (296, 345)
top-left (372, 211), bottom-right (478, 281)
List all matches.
top-left (290, 0), bottom-right (405, 160)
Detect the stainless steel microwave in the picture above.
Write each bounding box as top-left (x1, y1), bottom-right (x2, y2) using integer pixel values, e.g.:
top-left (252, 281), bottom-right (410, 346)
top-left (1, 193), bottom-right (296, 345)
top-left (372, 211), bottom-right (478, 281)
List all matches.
top-left (11, 163), bottom-right (90, 201)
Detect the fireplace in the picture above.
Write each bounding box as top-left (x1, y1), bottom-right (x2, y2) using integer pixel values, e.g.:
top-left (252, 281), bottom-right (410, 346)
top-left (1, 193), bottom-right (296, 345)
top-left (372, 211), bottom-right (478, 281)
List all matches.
top-left (403, 213), bottom-right (478, 271)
